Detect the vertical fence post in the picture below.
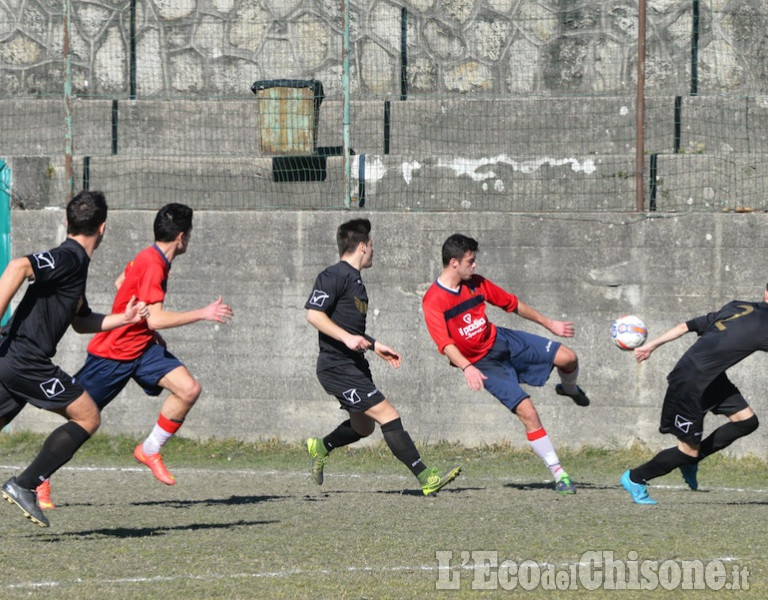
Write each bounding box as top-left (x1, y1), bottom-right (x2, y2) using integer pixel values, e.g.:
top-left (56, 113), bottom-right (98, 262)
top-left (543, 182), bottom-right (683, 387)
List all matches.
top-left (130, 0), bottom-right (137, 99)
top-left (635, 0), bottom-right (646, 212)
top-left (691, 0), bottom-right (699, 96)
top-left (341, 0), bottom-right (351, 208)
top-left (63, 0), bottom-right (74, 201)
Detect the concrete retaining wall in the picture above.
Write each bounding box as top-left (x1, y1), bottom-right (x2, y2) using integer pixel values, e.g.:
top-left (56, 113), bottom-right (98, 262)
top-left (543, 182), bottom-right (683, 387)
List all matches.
top-left (7, 209), bottom-right (768, 457)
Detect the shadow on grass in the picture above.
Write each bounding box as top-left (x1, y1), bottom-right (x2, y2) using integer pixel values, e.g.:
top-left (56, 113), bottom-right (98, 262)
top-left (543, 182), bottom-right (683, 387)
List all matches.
top-left (504, 481), bottom-right (616, 491)
top-left (34, 518), bottom-right (278, 541)
top-left (131, 494), bottom-right (287, 508)
top-left (302, 486), bottom-right (482, 498)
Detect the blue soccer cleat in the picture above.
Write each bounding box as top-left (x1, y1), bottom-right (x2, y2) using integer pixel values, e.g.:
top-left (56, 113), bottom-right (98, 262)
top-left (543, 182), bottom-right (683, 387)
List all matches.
top-left (621, 470), bottom-right (658, 505)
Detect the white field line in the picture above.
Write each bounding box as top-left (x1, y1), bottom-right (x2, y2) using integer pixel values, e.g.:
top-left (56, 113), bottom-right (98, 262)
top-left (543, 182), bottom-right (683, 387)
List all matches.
top-left (1, 464), bottom-right (768, 493)
top-left (2, 556), bottom-right (745, 591)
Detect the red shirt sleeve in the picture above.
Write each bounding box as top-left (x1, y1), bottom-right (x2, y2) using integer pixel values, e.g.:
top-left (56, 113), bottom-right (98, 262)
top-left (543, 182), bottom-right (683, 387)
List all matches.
top-left (477, 277), bottom-right (518, 312)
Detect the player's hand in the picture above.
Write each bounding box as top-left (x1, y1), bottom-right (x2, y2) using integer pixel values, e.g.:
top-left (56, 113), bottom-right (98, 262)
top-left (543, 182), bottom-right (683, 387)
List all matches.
top-left (463, 364), bottom-right (488, 391)
top-left (203, 296), bottom-right (233, 323)
top-left (124, 295), bottom-right (149, 324)
top-left (634, 345), bottom-right (653, 362)
top-left (343, 334), bottom-right (372, 352)
top-left (550, 320), bottom-right (575, 338)
top-left (374, 342), bottom-right (401, 368)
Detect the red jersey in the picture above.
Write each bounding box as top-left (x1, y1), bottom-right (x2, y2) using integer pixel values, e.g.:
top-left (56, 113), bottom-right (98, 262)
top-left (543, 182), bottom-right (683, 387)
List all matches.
top-left (422, 274), bottom-right (518, 363)
top-left (87, 245), bottom-right (170, 360)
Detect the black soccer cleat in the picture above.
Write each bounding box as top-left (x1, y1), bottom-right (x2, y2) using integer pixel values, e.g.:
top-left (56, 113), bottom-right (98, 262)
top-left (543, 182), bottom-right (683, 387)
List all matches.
top-left (555, 384), bottom-right (590, 407)
top-left (2, 477), bottom-right (50, 527)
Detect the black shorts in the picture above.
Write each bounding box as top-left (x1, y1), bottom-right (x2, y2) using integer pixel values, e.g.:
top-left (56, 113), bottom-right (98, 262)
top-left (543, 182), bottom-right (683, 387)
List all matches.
top-left (316, 363), bottom-right (386, 413)
top-left (0, 356), bottom-right (85, 422)
top-left (660, 373), bottom-right (749, 444)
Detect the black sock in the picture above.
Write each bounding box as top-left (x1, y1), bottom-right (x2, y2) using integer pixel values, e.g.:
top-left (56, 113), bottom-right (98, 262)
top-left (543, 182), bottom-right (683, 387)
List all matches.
top-left (698, 415), bottom-right (759, 461)
top-left (381, 418), bottom-right (425, 476)
top-left (630, 446), bottom-right (697, 484)
top-left (16, 421), bottom-right (91, 489)
top-left (323, 419), bottom-right (363, 452)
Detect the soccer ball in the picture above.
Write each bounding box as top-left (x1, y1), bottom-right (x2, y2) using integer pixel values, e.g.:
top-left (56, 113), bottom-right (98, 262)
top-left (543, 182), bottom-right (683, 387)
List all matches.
top-left (611, 315), bottom-right (647, 350)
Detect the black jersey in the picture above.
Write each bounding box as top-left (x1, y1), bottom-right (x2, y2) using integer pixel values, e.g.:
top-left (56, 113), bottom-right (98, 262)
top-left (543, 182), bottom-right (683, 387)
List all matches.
top-left (667, 300), bottom-right (768, 398)
top-left (305, 260), bottom-right (370, 371)
top-left (1, 238), bottom-right (93, 363)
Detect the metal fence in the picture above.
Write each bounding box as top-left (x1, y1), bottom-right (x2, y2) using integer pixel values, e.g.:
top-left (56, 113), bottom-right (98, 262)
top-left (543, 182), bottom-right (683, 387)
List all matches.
top-left (2, 1), bottom-right (768, 211)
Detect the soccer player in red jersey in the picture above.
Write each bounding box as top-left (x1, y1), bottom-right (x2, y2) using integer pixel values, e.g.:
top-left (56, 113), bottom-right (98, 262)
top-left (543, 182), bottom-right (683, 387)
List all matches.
top-left (36, 204), bottom-right (232, 509)
top-left (422, 233), bottom-right (590, 494)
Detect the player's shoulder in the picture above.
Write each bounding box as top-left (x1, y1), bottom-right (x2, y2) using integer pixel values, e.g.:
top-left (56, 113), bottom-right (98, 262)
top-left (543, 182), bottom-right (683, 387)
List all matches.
top-left (422, 280), bottom-right (441, 301)
top-left (31, 239), bottom-right (85, 271)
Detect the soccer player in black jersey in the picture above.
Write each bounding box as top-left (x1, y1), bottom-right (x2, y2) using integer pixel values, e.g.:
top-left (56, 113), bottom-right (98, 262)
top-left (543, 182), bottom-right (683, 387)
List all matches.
top-left (621, 288), bottom-right (765, 505)
top-left (304, 219), bottom-right (461, 495)
top-left (0, 191), bottom-right (148, 527)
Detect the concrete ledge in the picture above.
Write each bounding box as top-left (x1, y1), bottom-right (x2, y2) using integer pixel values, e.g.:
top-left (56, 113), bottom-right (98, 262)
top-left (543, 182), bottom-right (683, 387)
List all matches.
top-left (8, 152), bottom-right (768, 213)
top-left (388, 97), bottom-right (677, 156)
top-left (2, 96), bottom-right (765, 159)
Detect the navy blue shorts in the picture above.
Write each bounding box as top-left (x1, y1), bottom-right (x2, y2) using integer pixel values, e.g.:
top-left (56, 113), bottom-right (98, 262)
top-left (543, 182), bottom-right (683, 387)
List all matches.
top-left (316, 363), bottom-right (386, 413)
top-left (473, 327), bottom-right (561, 411)
top-left (75, 343), bottom-right (184, 410)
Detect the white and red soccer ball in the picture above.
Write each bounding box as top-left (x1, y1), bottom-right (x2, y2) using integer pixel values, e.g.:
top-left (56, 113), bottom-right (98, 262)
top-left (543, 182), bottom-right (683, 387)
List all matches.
top-left (611, 315), bottom-right (647, 350)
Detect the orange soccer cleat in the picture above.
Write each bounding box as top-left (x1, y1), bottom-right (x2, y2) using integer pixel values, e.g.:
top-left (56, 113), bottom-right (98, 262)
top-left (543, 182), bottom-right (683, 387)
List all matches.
top-left (36, 479), bottom-right (55, 510)
top-left (134, 444), bottom-right (176, 485)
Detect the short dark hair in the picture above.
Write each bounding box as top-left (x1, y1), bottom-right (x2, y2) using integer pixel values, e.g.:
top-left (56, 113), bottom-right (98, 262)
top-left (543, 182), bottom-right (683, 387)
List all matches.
top-left (154, 203), bottom-right (193, 242)
top-left (66, 190), bottom-right (108, 236)
top-left (337, 218), bottom-right (371, 256)
top-left (442, 233), bottom-right (478, 266)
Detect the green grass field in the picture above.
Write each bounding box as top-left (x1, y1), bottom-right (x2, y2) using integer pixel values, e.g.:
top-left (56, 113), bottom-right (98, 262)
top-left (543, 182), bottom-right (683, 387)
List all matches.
top-left (1, 433), bottom-right (766, 599)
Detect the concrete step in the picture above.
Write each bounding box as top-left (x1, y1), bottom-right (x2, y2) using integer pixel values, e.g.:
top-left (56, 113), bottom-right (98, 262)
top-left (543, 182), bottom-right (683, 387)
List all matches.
top-left (3, 96), bottom-right (768, 158)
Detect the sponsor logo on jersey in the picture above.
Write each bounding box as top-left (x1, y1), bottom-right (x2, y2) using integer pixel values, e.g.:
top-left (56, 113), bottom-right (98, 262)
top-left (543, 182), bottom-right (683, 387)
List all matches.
top-left (342, 388), bottom-right (361, 405)
top-left (33, 252), bottom-right (55, 270)
top-left (459, 316), bottom-right (487, 338)
top-left (674, 414), bottom-right (693, 434)
top-left (366, 389), bottom-right (379, 398)
top-left (40, 377), bottom-right (65, 398)
top-left (354, 296), bottom-right (368, 315)
top-left (309, 289), bottom-right (329, 307)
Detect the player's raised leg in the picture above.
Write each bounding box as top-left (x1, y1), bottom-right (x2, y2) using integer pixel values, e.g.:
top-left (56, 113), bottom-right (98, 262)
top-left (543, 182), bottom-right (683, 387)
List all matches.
top-left (135, 365), bottom-right (201, 485)
top-left (553, 345), bottom-right (590, 407)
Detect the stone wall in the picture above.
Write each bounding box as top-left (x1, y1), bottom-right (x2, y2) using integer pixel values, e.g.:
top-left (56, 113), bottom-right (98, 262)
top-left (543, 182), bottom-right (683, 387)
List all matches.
top-left (2, 1), bottom-right (768, 98)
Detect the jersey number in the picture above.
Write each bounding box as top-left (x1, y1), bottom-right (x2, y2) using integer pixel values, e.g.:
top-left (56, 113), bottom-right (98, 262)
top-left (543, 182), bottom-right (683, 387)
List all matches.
top-left (713, 304), bottom-right (754, 331)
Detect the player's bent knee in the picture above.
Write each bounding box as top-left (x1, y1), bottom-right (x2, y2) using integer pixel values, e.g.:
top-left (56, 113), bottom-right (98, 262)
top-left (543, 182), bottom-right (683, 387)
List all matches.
top-left (555, 346), bottom-right (578, 370)
top-left (736, 414), bottom-right (759, 435)
top-left (354, 422), bottom-right (375, 437)
top-left (178, 380), bottom-right (202, 405)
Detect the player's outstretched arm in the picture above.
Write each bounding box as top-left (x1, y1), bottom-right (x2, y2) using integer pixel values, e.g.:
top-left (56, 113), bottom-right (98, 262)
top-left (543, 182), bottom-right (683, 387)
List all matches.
top-left (145, 296), bottom-right (233, 330)
top-left (73, 295), bottom-right (150, 333)
top-left (515, 300), bottom-right (575, 338)
top-left (634, 322), bottom-right (690, 362)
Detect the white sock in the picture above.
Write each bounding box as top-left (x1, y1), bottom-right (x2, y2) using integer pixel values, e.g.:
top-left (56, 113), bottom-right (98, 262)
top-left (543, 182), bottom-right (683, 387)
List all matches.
top-left (142, 423), bottom-right (174, 455)
top-left (527, 428), bottom-right (566, 481)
